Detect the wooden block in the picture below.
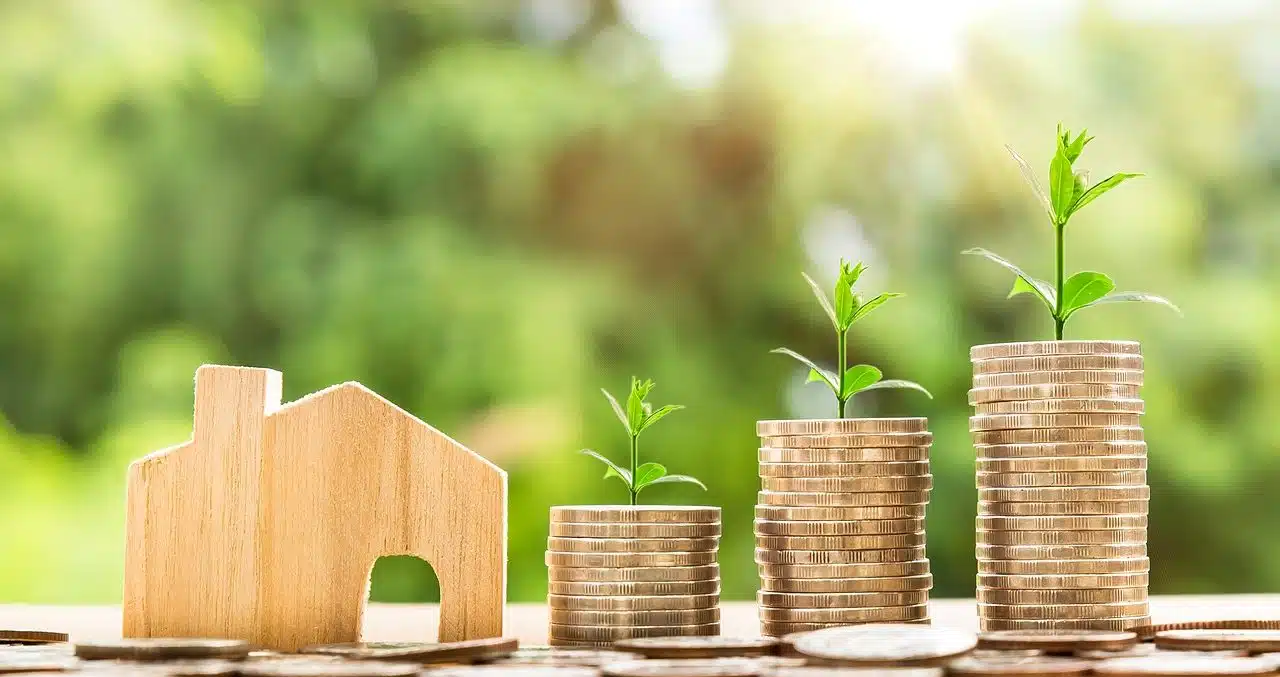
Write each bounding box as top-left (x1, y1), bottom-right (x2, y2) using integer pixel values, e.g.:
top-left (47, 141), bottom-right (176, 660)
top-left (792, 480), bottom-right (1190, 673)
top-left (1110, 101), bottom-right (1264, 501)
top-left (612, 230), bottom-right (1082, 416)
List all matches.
top-left (123, 365), bottom-right (507, 651)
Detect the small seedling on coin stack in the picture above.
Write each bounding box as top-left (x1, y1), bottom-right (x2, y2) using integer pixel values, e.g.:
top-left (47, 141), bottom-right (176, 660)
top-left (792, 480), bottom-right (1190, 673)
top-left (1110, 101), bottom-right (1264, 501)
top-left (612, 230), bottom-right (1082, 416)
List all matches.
top-left (581, 377), bottom-right (706, 505)
top-left (772, 259), bottom-right (932, 419)
top-left (965, 124), bottom-right (1179, 340)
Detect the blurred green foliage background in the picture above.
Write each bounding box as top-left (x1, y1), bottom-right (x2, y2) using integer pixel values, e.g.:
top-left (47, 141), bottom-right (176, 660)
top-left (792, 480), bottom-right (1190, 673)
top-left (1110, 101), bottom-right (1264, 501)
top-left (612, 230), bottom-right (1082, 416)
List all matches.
top-left (1, 0), bottom-right (1278, 605)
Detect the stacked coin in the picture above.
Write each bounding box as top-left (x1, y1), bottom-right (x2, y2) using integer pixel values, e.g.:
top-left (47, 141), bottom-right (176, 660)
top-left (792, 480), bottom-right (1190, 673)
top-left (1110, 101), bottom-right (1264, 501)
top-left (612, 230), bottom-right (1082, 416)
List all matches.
top-left (970, 340), bottom-right (1151, 632)
top-left (755, 418), bottom-right (933, 637)
top-left (546, 505), bottom-right (722, 647)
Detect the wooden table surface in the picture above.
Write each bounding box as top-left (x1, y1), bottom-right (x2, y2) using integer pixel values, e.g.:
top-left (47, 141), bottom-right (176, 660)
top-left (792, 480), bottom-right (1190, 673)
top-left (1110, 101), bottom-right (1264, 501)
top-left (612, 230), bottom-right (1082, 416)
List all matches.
top-left (4, 597), bottom-right (1279, 644)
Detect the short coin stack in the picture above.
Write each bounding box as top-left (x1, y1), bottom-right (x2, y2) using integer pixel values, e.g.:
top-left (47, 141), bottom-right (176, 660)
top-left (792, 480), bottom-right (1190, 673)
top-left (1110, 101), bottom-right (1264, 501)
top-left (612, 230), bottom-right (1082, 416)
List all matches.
top-left (969, 340), bottom-right (1151, 632)
top-left (755, 418), bottom-right (934, 637)
top-left (546, 505), bottom-right (721, 647)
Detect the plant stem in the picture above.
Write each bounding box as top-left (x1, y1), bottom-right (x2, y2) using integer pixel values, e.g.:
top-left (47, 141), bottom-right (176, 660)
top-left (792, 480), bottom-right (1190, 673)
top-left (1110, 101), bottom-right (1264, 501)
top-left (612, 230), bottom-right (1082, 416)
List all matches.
top-left (628, 433), bottom-right (639, 505)
top-left (837, 327), bottom-right (848, 418)
top-left (1054, 223), bottom-right (1065, 341)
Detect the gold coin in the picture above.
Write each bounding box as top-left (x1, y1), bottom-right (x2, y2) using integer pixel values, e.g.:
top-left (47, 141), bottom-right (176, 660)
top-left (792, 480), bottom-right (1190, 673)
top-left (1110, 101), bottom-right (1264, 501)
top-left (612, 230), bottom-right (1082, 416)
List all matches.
top-left (756, 532), bottom-right (926, 551)
top-left (548, 623), bottom-right (720, 642)
top-left (757, 419), bottom-right (929, 436)
top-left (976, 543), bottom-right (1146, 560)
top-left (1090, 655), bottom-right (1276, 677)
top-left (977, 558), bottom-right (1149, 576)
top-left (758, 491), bottom-right (930, 507)
top-left (979, 602), bottom-right (1150, 620)
top-left (974, 399), bottom-right (1145, 415)
top-left (976, 515), bottom-right (1148, 531)
top-left (976, 471), bottom-right (1147, 488)
top-left (977, 572), bottom-right (1149, 589)
top-left (547, 565), bottom-right (719, 582)
top-left (970, 384), bottom-right (1142, 405)
top-left (980, 617), bottom-right (1150, 632)
top-left (970, 413), bottom-right (1142, 431)
top-left (551, 506), bottom-right (721, 524)
top-left (551, 523), bottom-right (722, 538)
top-left (979, 486), bottom-right (1150, 502)
top-left (972, 370), bottom-right (1143, 388)
top-left (976, 629), bottom-right (1139, 653)
top-left (547, 537), bottom-right (720, 553)
top-left (610, 637), bottom-right (780, 660)
top-left (977, 529), bottom-right (1146, 546)
top-left (973, 428), bottom-right (1144, 445)
top-left (1131, 621), bottom-right (1280, 642)
top-left (788, 623), bottom-right (971, 663)
top-left (755, 547), bottom-right (927, 565)
top-left (978, 500), bottom-right (1149, 517)
top-left (971, 341), bottom-right (1141, 360)
top-left (759, 605), bottom-right (930, 623)
top-left (546, 594), bottom-right (719, 611)
top-left (1153, 630), bottom-right (1280, 653)
top-left (759, 447), bottom-right (930, 462)
top-left (758, 461), bottom-right (930, 478)
top-left (548, 607), bottom-right (720, 626)
top-left (947, 657), bottom-right (1094, 677)
top-left (761, 476), bottom-right (933, 493)
top-left (977, 457), bottom-right (1147, 473)
top-left (973, 355), bottom-right (1145, 374)
top-left (757, 560), bottom-right (931, 579)
top-left (758, 591), bottom-right (929, 608)
top-left (756, 505), bottom-right (926, 520)
top-left (760, 620), bottom-right (933, 638)
top-left (977, 587), bottom-right (1147, 605)
top-left (547, 580), bottom-right (721, 596)
top-left (976, 442), bottom-right (1147, 459)
top-left (545, 551), bottom-right (717, 568)
top-left (754, 518), bottom-right (925, 536)
top-left (760, 574), bottom-right (933, 594)
top-left (760, 433), bottom-right (934, 448)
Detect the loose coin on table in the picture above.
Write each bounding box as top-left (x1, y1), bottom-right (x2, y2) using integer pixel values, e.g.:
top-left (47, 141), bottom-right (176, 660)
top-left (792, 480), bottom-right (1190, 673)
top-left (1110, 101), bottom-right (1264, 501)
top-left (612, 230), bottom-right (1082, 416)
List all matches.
top-left (238, 660), bottom-right (424, 677)
top-left (479, 647), bottom-right (642, 666)
top-left (977, 630), bottom-right (1138, 653)
top-left (789, 623), bottom-right (977, 665)
top-left (1154, 630), bottom-right (1280, 653)
top-left (947, 657), bottom-right (1094, 676)
top-left (430, 667), bottom-right (597, 677)
top-left (301, 638), bottom-right (518, 664)
top-left (1091, 656), bottom-right (1277, 677)
top-left (75, 639), bottom-right (251, 661)
top-left (612, 637), bottom-right (780, 659)
top-left (1131, 622), bottom-right (1280, 641)
top-left (602, 659), bottom-right (763, 677)
top-left (0, 631), bottom-right (68, 645)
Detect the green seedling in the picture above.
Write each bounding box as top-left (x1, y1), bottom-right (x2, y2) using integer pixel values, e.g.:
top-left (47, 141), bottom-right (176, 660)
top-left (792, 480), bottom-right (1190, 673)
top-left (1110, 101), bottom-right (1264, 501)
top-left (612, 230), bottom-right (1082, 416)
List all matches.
top-left (966, 124), bottom-right (1179, 339)
top-left (580, 377), bottom-right (706, 505)
top-left (772, 259), bottom-right (932, 419)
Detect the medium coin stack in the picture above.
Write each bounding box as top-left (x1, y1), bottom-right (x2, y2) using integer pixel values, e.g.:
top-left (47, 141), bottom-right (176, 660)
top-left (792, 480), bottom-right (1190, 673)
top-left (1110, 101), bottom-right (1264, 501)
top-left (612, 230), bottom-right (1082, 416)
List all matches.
top-left (755, 418), bottom-right (933, 637)
top-left (969, 340), bottom-right (1151, 632)
top-left (546, 505), bottom-right (722, 647)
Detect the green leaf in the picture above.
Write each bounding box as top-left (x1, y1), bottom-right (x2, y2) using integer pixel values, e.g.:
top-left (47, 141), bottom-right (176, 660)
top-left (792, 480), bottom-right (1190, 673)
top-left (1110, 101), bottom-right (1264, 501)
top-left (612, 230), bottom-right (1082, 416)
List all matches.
top-left (632, 462), bottom-right (667, 490)
top-left (1059, 271), bottom-right (1116, 319)
top-left (600, 388), bottom-right (628, 431)
top-left (860, 379), bottom-right (934, 399)
top-left (1069, 173), bottom-right (1143, 217)
top-left (963, 247), bottom-right (1057, 310)
top-left (625, 377), bottom-right (653, 434)
top-left (1005, 145), bottom-right (1053, 220)
top-left (580, 449), bottom-right (632, 488)
top-left (772, 348), bottom-right (839, 395)
top-left (833, 260), bottom-right (864, 330)
top-left (638, 404), bottom-right (684, 434)
top-left (801, 272), bottom-right (838, 329)
top-left (850, 292), bottom-right (902, 324)
top-left (840, 364), bottom-right (883, 400)
top-left (1065, 128), bottom-right (1091, 162)
top-left (807, 367), bottom-right (839, 390)
top-left (1008, 276), bottom-right (1056, 315)
top-left (1077, 291), bottom-right (1182, 316)
top-left (1049, 133), bottom-right (1076, 224)
top-left (640, 474), bottom-right (708, 493)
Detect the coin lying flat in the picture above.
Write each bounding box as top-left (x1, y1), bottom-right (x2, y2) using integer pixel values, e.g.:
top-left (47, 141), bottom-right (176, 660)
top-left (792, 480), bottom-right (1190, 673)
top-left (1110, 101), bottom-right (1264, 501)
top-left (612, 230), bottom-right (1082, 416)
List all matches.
top-left (758, 605), bottom-right (930, 623)
top-left (0, 631), bottom-right (68, 646)
top-left (757, 419), bottom-right (928, 436)
top-left (978, 500), bottom-right (1149, 517)
top-left (0, 653), bottom-right (77, 673)
top-left (76, 639), bottom-right (251, 661)
top-left (1091, 656), bottom-right (1276, 676)
top-left (1154, 630), bottom-right (1280, 653)
top-left (757, 491), bottom-right (930, 507)
top-left (977, 630), bottom-right (1138, 653)
top-left (760, 574), bottom-right (933, 593)
top-left (760, 476), bottom-right (933, 493)
top-left (551, 506), bottom-right (720, 523)
top-left (979, 486), bottom-right (1150, 502)
top-left (758, 462), bottom-right (931, 478)
top-left (947, 657), bottom-right (1094, 676)
top-left (236, 660), bottom-right (425, 677)
top-left (976, 471), bottom-right (1147, 489)
top-left (977, 515), bottom-right (1148, 531)
top-left (613, 637), bottom-right (780, 659)
top-left (977, 587), bottom-right (1147, 605)
top-left (1130, 622), bottom-right (1280, 642)
top-left (972, 370), bottom-right (1143, 388)
top-left (766, 667), bottom-right (941, 677)
top-left (976, 441), bottom-right (1147, 459)
top-left (302, 639), bottom-right (519, 664)
top-left (548, 564), bottom-right (719, 582)
top-left (548, 580), bottom-right (720, 596)
top-left (971, 341), bottom-right (1141, 360)
top-left (970, 413), bottom-right (1143, 431)
top-left (602, 658), bottom-right (764, 677)
top-left (754, 519), bottom-right (924, 536)
top-left (979, 602), bottom-right (1150, 621)
top-left (976, 528), bottom-right (1147, 546)
top-left (758, 591), bottom-right (928, 607)
top-left (549, 608), bottom-right (720, 626)
top-left (547, 593), bottom-right (719, 611)
top-left (756, 533), bottom-right (926, 551)
top-left (977, 558), bottom-right (1149, 576)
top-left (759, 448), bottom-right (930, 463)
top-left (479, 647), bottom-right (643, 666)
top-left (981, 618), bottom-right (1151, 632)
top-left (977, 457), bottom-right (1147, 473)
top-left (759, 434), bottom-right (934, 448)
top-left (978, 573), bottom-right (1149, 589)
top-left (757, 560), bottom-right (931, 579)
top-left (977, 544), bottom-right (1147, 560)
top-left (973, 428), bottom-right (1145, 445)
top-left (547, 537), bottom-right (720, 553)
top-left (551, 523), bottom-right (722, 538)
top-left (755, 547), bottom-right (926, 565)
top-left (547, 623), bottom-right (720, 641)
top-left (972, 355), bottom-right (1144, 374)
top-left (974, 399), bottom-right (1145, 415)
top-left (790, 623), bottom-right (976, 664)
top-left (429, 667), bottom-right (598, 677)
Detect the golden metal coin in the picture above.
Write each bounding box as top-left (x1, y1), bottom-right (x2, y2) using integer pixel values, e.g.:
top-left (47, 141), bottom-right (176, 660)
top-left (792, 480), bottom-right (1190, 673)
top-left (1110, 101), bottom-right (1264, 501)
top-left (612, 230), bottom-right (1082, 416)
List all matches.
top-left (758, 591), bottom-right (928, 608)
top-left (551, 506), bottom-right (720, 524)
top-left (977, 557), bottom-right (1149, 576)
top-left (969, 384), bottom-right (1141, 405)
top-left (1153, 630), bottom-right (1280, 653)
top-left (1090, 655), bottom-right (1276, 677)
top-left (611, 637), bottom-right (779, 660)
top-left (759, 605), bottom-right (930, 623)
top-left (548, 623), bottom-right (720, 641)
top-left (789, 622), bottom-right (973, 662)
top-left (547, 537), bottom-right (720, 553)
top-left (546, 594), bottom-right (719, 611)
top-left (976, 543), bottom-right (1146, 560)
top-left (977, 457), bottom-right (1147, 473)
top-left (551, 523), bottom-right (721, 538)
top-left (1131, 621), bottom-right (1280, 642)
top-left (760, 574), bottom-right (933, 594)
top-left (481, 648), bottom-right (646, 666)
top-left (973, 355), bottom-right (1144, 375)
top-left (547, 580), bottom-right (720, 596)
top-left (980, 617), bottom-right (1150, 632)
top-left (977, 587), bottom-right (1147, 605)
top-left (972, 370), bottom-right (1143, 388)
top-left (757, 560), bottom-right (931, 579)
top-left (947, 656), bottom-right (1094, 676)
top-left (980, 603), bottom-right (1150, 621)
top-left (976, 629), bottom-right (1139, 653)
top-left (758, 490), bottom-right (930, 507)
top-left (976, 441), bottom-right (1146, 459)
top-left (973, 427), bottom-right (1144, 445)
top-left (977, 529), bottom-right (1146, 546)
top-left (761, 476), bottom-right (933, 493)
top-left (976, 514), bottom-right (1148, 531)
top-left (974, 399), bottom-right (1145, 415)
top-left (977, 572), bottom-right (1149, 589)
top-left (545, 551), bottom-right (717, 568)
top-left (978, 500), bottom-right (1149, 517)
top-left (755, 546), bottom-right (926, 565)
top-left (754, 518), bottom-right (924, 536)
top-left (756, 505), bottom-right (926, 521)
top-left (760, 433), bottom-right (934, 449)
top-left (979, 486), bottom-right (1150, 502)
top-left (971, 341), bottom-right (1141, 360)
top-left (757, 419), bottom-right (929, 436)
top-left (970, 413), bottom-right (1142, 431)
top-left (759, 447), bottom-right (930, 462)
top-left (548, 607), bottom-right (720, 626)
top-left (761, 619), bottom-right (934, 638)
top-left (758, 461), bottom-right (930, 478)
top-left (547, 564), bottom-right (719, 582)
top-left (976, 471), bottom-right (1147, 488)
top-left (756, 532), bottom-right (926, 551)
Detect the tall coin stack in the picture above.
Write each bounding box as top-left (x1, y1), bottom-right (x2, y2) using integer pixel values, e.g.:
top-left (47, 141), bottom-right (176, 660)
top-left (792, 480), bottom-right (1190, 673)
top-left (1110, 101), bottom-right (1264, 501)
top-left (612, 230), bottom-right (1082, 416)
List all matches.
top-left (969, 340), bottom-right (1151, 632)
top-left (755, 418), bottom-right (934, 637)
top-left (546, 505), bottom-right (722, 647)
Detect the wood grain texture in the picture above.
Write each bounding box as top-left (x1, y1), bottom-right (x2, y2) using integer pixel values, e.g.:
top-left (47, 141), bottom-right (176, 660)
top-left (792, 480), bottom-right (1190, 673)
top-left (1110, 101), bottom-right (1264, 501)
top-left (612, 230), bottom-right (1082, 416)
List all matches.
top-left (124, 365), bottom-right (507, 651)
